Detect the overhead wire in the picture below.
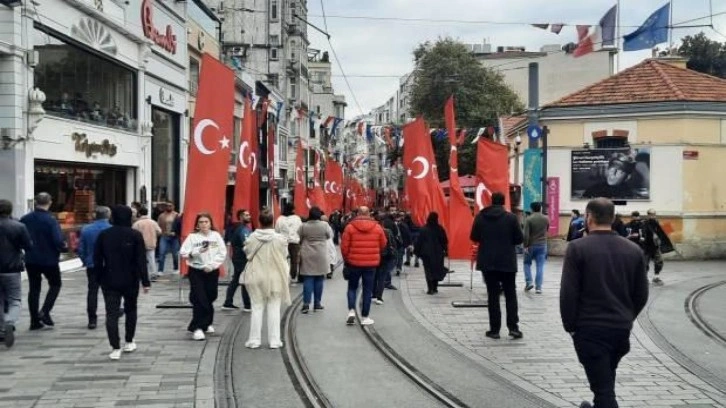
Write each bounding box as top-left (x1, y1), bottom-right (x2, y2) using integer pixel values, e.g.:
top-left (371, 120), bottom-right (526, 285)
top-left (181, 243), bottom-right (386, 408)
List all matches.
top-left (319, 0), bottom-right (365, 116)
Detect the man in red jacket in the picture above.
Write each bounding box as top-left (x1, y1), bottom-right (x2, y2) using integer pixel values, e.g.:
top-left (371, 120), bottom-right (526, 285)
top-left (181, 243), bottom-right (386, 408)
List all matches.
top-left (341, 206), bottom-right (387, 326)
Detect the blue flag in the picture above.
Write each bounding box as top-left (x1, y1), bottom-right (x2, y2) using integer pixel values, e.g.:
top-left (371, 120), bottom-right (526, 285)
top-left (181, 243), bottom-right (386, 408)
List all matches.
top-left (623, 3), bottom-right (670, 51)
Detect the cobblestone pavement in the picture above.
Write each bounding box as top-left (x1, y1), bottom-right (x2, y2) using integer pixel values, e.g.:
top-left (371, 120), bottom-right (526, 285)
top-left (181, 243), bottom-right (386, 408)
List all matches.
top-left (398, 258), bottom-right (726, 408)
top-left (0, 270), bottom-right (237, 408)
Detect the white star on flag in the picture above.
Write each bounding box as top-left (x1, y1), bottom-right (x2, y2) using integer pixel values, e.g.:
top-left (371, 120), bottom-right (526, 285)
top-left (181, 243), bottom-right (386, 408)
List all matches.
top-left (219, 136), bottom-right (230, 149)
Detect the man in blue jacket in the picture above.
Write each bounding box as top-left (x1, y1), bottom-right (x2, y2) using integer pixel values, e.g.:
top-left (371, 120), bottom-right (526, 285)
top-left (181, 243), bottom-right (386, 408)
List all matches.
top-left (78, 206), bottom-right (111, 329)
top-left (20, 192), bottom-right (67, 330)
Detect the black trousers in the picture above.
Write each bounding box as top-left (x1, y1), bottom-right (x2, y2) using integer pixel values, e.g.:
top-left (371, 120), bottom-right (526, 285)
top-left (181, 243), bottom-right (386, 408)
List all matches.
top-left (102, 287), bottom-right (138, 350)
top-left (86, 267), bottom-right (101, 321)
top-left (288, 244), bottom-right (301, 281)
top-left (187, 268), bottom-right (219, 332)
top-left (426, 279), bottom-right (439, 293)
top-left (26, 264), bottom-right (62, 323)
top-left (482, 270), bottom-right (519, 332)
top-left (225, 260), bottom-right (251, 309)
top-left (574, 326), bottom-right (631, 408)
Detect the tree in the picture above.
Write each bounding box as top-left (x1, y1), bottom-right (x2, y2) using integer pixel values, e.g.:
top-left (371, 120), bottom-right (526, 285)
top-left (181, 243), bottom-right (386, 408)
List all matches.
top-left (407, 38), bottom-right (523, 180)
top-left (678, 32), bottom-right (726, 78)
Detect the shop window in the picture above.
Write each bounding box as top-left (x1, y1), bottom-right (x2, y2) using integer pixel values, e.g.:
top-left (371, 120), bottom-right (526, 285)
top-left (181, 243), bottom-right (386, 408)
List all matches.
top-left (34, 160), bottom-right (129, 256)
top-left (152, 108), bottom-right (180, 205)
top-left (33, 26), bottom-right (137, 131)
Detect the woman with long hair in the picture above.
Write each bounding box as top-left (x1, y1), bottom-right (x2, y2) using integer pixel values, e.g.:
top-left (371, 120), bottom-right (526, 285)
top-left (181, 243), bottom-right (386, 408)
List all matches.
top-left (414, 212), bottom-right (448, 295)
top-left (179, 212), bottom-right (226, 341)
top-left (297, 207), bottom-right (331, 313)
top-left (243, 211), bottom-right (291, 348)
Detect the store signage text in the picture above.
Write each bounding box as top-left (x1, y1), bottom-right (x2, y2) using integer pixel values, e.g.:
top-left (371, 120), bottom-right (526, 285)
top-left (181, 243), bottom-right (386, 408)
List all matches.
top-left (72, 132), bottom-right (118, 158)
top-left (141, 0), bottom-right (177, 55)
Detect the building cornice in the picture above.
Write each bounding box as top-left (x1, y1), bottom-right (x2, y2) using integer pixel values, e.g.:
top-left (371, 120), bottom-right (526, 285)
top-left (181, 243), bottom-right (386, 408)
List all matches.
top-left (540, 101), bottom-right (726, 120)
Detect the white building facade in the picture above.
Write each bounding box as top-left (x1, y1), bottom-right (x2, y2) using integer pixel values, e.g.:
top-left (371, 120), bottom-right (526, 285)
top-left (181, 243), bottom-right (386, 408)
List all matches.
top-left (0, 0), bottom-right (186, 244)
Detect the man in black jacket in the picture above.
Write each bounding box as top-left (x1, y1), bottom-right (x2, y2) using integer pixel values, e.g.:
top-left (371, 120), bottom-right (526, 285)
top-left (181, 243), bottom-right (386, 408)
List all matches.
top-left (560, 198), bottom-right (648, 408)
top-left (469, 192), bottom-right (524, 340)
top-left (0, 199), bottom-right (32, 348)
top-left (94, 205), bottom-right (150, 360)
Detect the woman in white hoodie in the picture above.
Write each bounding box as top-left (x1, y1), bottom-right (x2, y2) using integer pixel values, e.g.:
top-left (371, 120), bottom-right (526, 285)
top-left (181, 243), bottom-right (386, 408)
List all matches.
top-left (243, 211), bottom-right (291, 349)
top-left (179, 212), bottom-right (227, 341)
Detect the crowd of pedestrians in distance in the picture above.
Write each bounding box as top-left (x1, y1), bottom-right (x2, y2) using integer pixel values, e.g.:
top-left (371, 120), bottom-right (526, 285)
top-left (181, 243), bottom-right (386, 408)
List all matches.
top-left (0, 190), bottom-right (674, 408)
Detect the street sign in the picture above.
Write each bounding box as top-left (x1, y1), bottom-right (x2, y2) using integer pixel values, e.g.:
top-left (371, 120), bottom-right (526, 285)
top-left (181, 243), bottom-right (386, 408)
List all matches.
top-left (527, 125), bottom-right (542, 140)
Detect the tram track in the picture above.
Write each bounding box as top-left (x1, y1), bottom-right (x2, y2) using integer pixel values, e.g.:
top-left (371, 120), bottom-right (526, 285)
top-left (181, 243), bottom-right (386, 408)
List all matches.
top-left (281, 293), bottom-right (470, 408)
top-left (637, 279), bottom-right (726, 397)
top-left (685, 280), bottom-right (726, 347)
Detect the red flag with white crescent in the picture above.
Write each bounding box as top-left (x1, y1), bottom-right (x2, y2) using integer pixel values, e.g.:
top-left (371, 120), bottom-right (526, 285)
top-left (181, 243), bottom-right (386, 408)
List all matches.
top-left (233, 97), bottom-right (256, 223)
top-left (445, 96), bottom-right (474, 260)
top-left (402, 117), bottom-right (448, 228)
top-left (294, 141), bottom-right (309, 218)
top-left (324, 159), bottom-right (344, 212)
top-left (309, 150), bottom-right (328, 214)
top-left (249, 110), bottom-right (261, 227)
top-left (267, 123), bottom-right (282, 221)
top-left (476, 137), bottom-right (511, 211)
top-left (182, 53), bottom-right (235, 275)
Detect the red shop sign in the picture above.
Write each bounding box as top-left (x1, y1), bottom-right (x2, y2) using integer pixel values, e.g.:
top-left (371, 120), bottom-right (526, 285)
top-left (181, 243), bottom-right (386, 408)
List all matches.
top-left (141, 0), bottom-right (177, 55)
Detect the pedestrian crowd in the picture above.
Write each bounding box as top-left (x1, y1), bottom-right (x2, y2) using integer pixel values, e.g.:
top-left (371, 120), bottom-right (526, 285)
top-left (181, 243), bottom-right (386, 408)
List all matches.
top-left (0, 190), bottom-right (673, 408)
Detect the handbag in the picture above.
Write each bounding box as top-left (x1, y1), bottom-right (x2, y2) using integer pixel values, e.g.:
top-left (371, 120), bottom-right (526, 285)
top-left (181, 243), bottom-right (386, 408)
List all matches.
top-left (239, 241), bottom-right (269, 284)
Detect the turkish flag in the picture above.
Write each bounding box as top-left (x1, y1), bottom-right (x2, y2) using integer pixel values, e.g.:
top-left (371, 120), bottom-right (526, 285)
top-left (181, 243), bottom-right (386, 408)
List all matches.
top-left (308, 150), bottom-right (328, 214)
top-left (402, 117), bottom-right (448, 228)
top-left (476, 137), bottom-right (511, 211)
top-left (294, 141), bottom-right (309, 218)
top-left (268, 123), bottom-right (282, 221)
top-left (233, 97), bottom-right (257, 225)
top-left (249, 111), bottom-right (261, 227)
top-left (445, 96), bottom-right (474, 260)
top-left (324, 159), bottom-right (344, 212)
top-left (182, 53), bottom-right (234, 275)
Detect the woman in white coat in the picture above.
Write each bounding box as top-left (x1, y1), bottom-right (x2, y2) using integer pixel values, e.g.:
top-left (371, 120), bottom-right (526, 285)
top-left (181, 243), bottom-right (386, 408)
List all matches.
top-left (242, 211), bottom-right (291, 349)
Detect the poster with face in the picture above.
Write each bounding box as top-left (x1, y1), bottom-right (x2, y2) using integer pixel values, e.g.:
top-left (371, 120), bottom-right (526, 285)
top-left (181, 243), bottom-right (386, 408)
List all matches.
top-left (571, 148), bottom-right (650, 200)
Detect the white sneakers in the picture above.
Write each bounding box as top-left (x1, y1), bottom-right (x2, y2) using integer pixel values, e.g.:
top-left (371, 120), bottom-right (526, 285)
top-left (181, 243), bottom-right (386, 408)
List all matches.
top-left (374, 299), bottom-right (384, 305)
top-left (206, 325), bottom-right (215, 334)
top-left (360, 317), bottom-right (375, 326)
top-left (346, 310), bottom-right (356, 325)
top-left (245, 340), bottom-right (260, 349)
top-left (193, 329), bottom-right (206, 341)
top-left (110, 341), bottom-right (137, 360)
top-left (269, 342), bottom-right (284, 349)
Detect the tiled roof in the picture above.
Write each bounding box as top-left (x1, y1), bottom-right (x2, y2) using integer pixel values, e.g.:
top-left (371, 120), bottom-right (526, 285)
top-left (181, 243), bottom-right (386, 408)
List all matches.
top-left (546, 59), bottom-right (726, 107)
top-left (499, 115), bottom-right (527, 138)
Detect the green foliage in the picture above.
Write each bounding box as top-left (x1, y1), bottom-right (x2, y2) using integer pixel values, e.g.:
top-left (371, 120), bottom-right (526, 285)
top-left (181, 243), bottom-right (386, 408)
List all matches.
top-left (678, 32), bottom-right (726, 78)
top-left (408, 38), bottom-right (523, 180)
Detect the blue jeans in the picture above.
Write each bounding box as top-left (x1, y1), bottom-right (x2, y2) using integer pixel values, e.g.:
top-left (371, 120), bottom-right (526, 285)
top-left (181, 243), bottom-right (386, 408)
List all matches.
top-left (0, 273), bottom-right (22, 329)
top-left (303, 275), bottom-right (325, 307)
top-left (524, 244), bottom-right (547, 289)
top-left (157, 236), bottom-right (180, 273)
top-left (374, 256), bottom-right (396, 299)
top-left (346, 267), bottom-right (375, 317)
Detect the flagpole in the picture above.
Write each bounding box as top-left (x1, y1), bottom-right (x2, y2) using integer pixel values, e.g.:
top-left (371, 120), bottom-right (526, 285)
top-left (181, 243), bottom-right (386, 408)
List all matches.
top-left (668, 0), bottom-right (674, 54)
top-left (616, 0), bottom-right (621, 72)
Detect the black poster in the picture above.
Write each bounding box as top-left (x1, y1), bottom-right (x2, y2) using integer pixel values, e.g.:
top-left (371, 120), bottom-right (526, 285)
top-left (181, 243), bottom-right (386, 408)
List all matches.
top-left (571, 148), bottom-right (650, 200)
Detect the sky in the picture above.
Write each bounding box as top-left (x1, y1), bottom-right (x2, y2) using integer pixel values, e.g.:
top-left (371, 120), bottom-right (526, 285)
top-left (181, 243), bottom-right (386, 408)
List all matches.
top-left (304, 0), bottom-right (726, 119)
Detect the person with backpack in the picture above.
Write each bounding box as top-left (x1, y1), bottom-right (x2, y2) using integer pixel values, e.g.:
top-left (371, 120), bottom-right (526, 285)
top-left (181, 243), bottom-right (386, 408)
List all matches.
top-left (373, 215), bottom-right (398, 305)
top-left (566, 210), bottom-right (586, 241)
top-left (414, 212), bottom-right (448, 295)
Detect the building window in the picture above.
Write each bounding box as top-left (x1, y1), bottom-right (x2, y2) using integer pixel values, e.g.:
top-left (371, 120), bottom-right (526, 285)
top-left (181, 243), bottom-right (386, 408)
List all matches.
top-left (270, 34), bottom-right (280, 46)
top-left (270, 48), bottom-right (279, 60)
top-left (290, 78), bottom-right (297, 99)
top-left (33, 26), bottom-right (137, 131)
top-left (268, 73), bottom-right (279, 87)
top-left (271, 0), bottom-right (278, 19)
top-left (151, 108), bottom-right (181, 205)
top-left (595, 136), bottom-right (628, 149)
top-left (189, 58), bottom-right (200, 96)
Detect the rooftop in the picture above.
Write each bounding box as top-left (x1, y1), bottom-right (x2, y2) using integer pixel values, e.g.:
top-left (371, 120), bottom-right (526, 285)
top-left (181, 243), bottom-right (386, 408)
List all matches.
top-left (546, 58), bottom-right (726, 108)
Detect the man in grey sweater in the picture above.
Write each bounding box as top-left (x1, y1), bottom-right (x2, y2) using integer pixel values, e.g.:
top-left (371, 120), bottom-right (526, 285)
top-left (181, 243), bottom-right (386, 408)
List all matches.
top-left (523, 202), bottom-right (549, 293)
top-left (560, 198), bottom-right (648, 408)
